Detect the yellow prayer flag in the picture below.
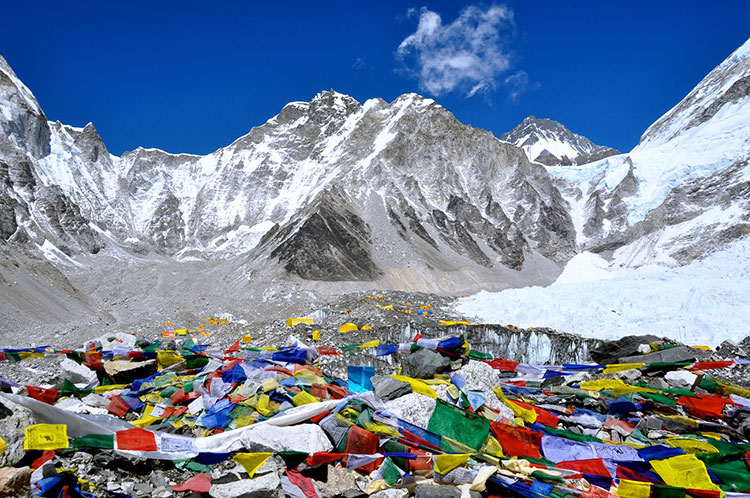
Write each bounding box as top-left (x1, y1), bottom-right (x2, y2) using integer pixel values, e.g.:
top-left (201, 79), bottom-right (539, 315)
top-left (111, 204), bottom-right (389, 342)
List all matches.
top-left (434, 453), bottom-right (471, 475)
top-left (390, 375), bottom-right (437, 399)
top-left (256, 394), bottom-right (272, 416)
top-left (578, 379), bottom-right (658, 396)
top-left (484, 436), bottom-right (505, 457)
top-left (131, 404), bottom-right (162, 428)
top-left (359, 339), bottom-right (380, 348)
top-left (650, 454), bottom-right (723, 494)
top-left (156, 350), bottom-right (183, 369)
top-left (292, 390), bottom-right (318, 406)
top-left (24, 424), bottom-right (68, 450)
top-left (616, 479), bottom-right (652, 498)
top-left (233, 452), bottom-right (272, 478)
top-left (93, 384), bottom-right (129, 393)
top-left (493, 387), bottom-right (537, 424)
top-left (603, 363), bottom-right (646, 374)
top-left (261, 378), bottom-right (279, 392)
top-left (666, 438), bottom-right (719, 454)
top-left (18, 352), bottom-right (45, 360)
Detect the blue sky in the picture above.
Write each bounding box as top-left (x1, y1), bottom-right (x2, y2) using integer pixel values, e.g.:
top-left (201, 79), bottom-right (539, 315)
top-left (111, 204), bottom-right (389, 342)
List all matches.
top-left (2, 1), bottom-right (749, 155)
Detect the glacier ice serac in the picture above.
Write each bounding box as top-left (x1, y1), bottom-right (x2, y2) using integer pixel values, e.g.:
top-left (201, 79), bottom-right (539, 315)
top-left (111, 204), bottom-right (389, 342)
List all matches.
top-left (0, 37), bottom-right (749, 345)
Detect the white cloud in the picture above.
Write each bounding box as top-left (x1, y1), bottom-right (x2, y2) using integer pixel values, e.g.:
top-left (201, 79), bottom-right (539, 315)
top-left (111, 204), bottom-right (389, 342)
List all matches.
top-left (396, 5), bottom-right (515, 98)
top-left (503, 70), bottom-right (539, 104)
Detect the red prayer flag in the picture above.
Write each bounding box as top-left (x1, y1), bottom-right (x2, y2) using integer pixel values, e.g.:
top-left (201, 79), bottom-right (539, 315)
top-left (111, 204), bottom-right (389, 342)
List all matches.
top-left (558, 458), bottom-right (611, 477)
top-left (107, 395), bottom-right (132, 417)
top-left (26, 385), bottom-right (58, 404)
top-left (31, 450), bottom-right (56, 470)
top-left (677, 393), bottom-right (730, 419)
top-left (83, 352), bottom-right (103, 371)
top-left (327, 384), bottom-right (348, 399)
top-left (116, 428), bottom-right (157, 451)
top-left (286, 470), bottom-right (318, 498)
top-left (172, 472), bottom-right (212, 493)
top-left (316, 346), bottom-right (341, 356)
top-left (490, 421), bottom-right (542, 458)
top-left (689, 361), bottom-right (734, 371)
top-left (224, 340), bottom-right (240, 354)
top-left (309, 410), bottom-right (331, 424)
top-left (485, 359), bottom-right (520, 371)
top-left (306, 452), bottom-right (344, 467)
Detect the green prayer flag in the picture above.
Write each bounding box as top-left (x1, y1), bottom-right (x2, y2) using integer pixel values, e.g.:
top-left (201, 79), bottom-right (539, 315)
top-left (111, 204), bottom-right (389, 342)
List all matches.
top-left (185, 355), bottom-right (209, 369)
top-left (380, 457), bottom-right (401, 486)
top-left (427, 399), bottom-right (489, 450)
top-left (652, 484), bottom-right (686, 498)
top-left (74, 434), bottom-right (114, 449)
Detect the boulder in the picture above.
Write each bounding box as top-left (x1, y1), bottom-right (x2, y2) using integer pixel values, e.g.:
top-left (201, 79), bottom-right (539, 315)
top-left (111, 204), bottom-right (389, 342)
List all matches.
top-left (210, 470), bottom-right (282, 498)
top-left (371, 375), bottom-right (411, 401)
top-left (414, 483), bottom-right (481, 498)
top-left (60, 357), bottom-right (98, 385)
top-left (590, 335), bottom-right (661, 364)
top-left (240, 423), bottom-right (333, 454)
top-left (0, 466), bottom-right (31, 498)
top-left (370, 489), bottom-right (409, 498)
top-left (315, 465), bottom-right (366, 498)
top-left (403, 348), bottom-right (450, 379)
top-left (103, 359), bottom-right (157, 385)
top-left (619, 345), bottom-right (698, 365)
top-left (0, 399), bottom-right (36, 467)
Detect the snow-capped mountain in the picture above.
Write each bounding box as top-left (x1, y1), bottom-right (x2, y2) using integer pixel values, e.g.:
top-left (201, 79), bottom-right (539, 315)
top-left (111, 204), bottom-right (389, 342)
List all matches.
top-left (501, 116), bottom-right (619, 166)
top-left (547, 38), bottom-right (750, 268)
top-left (0, 36), bottom-right (748, 302)
top-left (0, 57), bottom-right (574, 292)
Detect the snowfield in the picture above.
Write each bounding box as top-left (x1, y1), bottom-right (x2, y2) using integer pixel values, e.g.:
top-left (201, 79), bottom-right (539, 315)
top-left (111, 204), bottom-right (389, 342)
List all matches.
top-left (455, 237), bottom-right (750, 348)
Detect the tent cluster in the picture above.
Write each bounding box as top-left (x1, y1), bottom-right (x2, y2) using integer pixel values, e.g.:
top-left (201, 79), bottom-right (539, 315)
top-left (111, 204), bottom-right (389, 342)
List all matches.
top-left (1, 330), bottom-right (750, 498)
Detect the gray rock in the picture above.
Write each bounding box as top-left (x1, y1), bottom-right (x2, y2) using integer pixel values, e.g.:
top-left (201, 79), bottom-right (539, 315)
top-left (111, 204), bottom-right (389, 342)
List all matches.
top-left (0, 399), bottom-right (35, 467)
top-left (370, 489), bottom-right (409, 498)
top-left (60, 357), bottom-right (98, 385)
top-left (371, 375), bottom-right (412, 401)
top-left (403, 348), bottom-right (451, 379)
top-left (209, 470), bottom-right (282, 498)
top-left (150, 471), bottom-right (170, 489)
top-left (590, 335), bottom-right (661, 364)
top-left (619, 345), bottom-right (698, 364)
top-left (240, 423), bottom-right (333, 454)
top-left (103, 359), bottom-right (157, 385)
top-left (414, 483), bottom-right (481, 498)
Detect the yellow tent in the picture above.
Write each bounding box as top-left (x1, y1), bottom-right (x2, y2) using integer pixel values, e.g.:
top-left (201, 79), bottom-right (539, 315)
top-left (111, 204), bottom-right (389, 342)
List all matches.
top-left (339, 323), bottom-right (358, 333)
top-left (286, 318), bottom-right (314, 327)
top-left (361, 325), bottom-right (373, 331)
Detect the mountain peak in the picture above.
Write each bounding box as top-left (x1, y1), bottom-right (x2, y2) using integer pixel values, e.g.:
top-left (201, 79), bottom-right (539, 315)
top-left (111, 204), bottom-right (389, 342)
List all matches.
top-left (501, 116), bottom-right (619, 166)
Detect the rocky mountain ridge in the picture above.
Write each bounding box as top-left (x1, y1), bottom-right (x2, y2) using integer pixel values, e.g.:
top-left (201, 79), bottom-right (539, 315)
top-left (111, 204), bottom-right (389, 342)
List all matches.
top-left (501, 115), bottom-right (619, 166)
top-left (0, 37), bottom-right (749, 336)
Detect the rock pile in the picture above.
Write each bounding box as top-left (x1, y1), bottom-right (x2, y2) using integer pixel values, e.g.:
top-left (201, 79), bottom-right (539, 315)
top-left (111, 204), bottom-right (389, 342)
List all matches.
top-left (0, 328), bottom-right (749, 498)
